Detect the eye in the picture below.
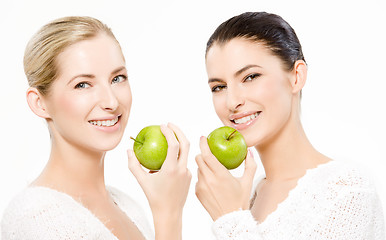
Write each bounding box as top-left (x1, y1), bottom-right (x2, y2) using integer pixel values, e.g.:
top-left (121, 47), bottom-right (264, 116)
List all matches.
top-left (211, 85), bottom-right (227, 93)
top-left (243, 73), bottom-right (261, 82)
top-left (74, 82), bottom-right (91, 89)
top-left (112, 75), bottom-right (127, 84)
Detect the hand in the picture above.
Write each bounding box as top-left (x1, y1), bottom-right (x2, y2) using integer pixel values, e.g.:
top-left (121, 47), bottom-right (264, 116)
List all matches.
top-left (128, 123), bottom-right (191, 240)
top-left (195, 136), bottom-right (256, 221)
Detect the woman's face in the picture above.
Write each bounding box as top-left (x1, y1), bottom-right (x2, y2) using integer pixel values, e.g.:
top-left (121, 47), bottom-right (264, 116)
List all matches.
top-left (42, 33), bottom-right (131, 152)
top-left (206, 38), bottom-right (295, 147)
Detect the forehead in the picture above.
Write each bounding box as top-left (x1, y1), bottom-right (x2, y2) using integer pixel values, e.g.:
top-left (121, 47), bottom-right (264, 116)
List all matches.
top-left (55, 34), bottom-right (125, 77)
top-left (205, 38), bottom-right (280, 75)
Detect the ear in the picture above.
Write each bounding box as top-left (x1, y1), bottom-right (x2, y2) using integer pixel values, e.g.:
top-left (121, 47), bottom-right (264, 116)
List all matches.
top-left (290, 60), bottom-right (307, 94)
top-left (26, 87), bottom-right (51, 119)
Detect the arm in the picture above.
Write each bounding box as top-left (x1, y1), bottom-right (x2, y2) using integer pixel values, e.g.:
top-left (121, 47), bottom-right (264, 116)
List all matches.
top-left (128, 123), bottom-right (191, 240)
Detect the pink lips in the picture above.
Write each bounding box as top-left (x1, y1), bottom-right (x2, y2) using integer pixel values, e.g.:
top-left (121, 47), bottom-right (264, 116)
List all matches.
top-left (230, 111), bottom-right (260, 131)
top-left (88, 115), bottom-right (121, 132)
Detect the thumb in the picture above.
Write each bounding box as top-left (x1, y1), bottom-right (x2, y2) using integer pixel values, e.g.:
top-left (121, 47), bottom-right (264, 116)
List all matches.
top-left (127, 149), bottom-right (146, 182)
top-left (241, 149), bottom-right (257, 185)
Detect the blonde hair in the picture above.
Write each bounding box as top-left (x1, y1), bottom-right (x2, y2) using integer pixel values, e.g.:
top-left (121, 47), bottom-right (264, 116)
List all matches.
top-left (24, 16), bottom-right (121, 95)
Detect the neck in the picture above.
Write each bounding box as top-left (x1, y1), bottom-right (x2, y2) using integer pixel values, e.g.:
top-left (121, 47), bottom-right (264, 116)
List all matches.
top-left (255, 114), bottom-right (329, 181)
top-left (33, 134), bottom-right (108, 198)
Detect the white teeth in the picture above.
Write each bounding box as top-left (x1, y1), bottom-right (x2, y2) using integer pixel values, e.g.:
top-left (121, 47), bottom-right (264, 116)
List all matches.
top-left (234, 112), bottom-right (259, 124)
top-left (89, 116), bottom-right (119, 127)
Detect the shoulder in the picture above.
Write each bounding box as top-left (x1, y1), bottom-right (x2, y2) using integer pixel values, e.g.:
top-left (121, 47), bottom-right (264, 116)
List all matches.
top-left (1, 187), bottom-right (67, 238)
top-left (302, 160), bottom-right (383, 213)
top-left (2, 187), bottom-right (65, 219)
top-left (312, 160), bottom-right (375, 191)
top-left (289, 160), bottom-right (381, 214)
top-left (307, 161), bottom-right (385, 238)
top-left (1, 187), bottom-right (114, 239)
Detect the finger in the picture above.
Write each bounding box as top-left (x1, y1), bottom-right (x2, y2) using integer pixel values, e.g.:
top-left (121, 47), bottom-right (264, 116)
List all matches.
top-left (167, 122), bottom-right (190, 168)
top-left (195, 169), bottom-right (211, 203)
top-left (159, 124), bottom-right (179, 169)
top-left (195, 170), bottom-right (222, 221)
top-left (199, 136), bottom-right (228, 175)
top-left (195, 154), bottom-right (213, 177)
top-left (127, 149), bottom-right (146, 182)
top-left (241, 149), bottom-right (257, 184)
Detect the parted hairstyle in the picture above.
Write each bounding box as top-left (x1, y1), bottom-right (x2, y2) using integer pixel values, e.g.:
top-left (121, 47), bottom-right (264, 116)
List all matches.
top-left (24, 16), bottom-right (121, 96)
top-left (206, 12), bottom-right (306, 71)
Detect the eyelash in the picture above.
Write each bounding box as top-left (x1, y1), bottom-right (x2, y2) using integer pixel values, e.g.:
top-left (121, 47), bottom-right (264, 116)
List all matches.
top-left (211, 85), bottom-right (226, 93)
top-left (75, 82), bottom-right (91, 89)
top-left (210, 73), bottom-right (261, 93)
top-left (243, 73), bottom-right (261, 82)
top-left (112, 74), bottom-right (128, 84)
top-left (74, 75), bottom-right (128, 89)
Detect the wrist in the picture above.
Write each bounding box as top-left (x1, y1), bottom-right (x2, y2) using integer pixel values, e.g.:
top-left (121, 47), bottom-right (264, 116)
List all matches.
top-left (153, 210), bottom-right (183, 240)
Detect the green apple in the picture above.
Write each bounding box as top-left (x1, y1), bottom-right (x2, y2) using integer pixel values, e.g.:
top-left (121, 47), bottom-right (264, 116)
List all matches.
top-left (131, 125), bottom-right (168, 170)
top-left (207, 126), bottom-right (247, 170)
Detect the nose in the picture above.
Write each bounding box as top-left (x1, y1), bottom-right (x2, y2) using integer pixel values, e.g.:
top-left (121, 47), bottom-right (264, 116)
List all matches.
top-left (99, 84), bottom-right (119, 111)
top-left (226, 85), bottom-right (245, 113)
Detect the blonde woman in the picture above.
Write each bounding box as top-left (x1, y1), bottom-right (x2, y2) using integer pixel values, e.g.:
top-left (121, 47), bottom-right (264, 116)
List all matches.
top-left (1, 16), bottom-right (191, 240)
top-left (195, 12), bottom-right (385, 239)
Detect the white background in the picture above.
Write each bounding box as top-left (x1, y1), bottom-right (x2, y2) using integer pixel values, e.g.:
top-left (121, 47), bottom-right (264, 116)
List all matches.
top-left (0, 0), bottom-right (385, 238)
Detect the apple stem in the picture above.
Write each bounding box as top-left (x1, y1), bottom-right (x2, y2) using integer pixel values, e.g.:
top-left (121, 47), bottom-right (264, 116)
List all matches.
top-left (227, 129), bottom-right (237, 140)
top-left (130, 136), bottom-right (143, 144)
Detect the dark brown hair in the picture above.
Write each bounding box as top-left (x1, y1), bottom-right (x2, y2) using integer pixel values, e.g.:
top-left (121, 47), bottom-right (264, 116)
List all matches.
top-left (206, 12), bottom-right (305, 71)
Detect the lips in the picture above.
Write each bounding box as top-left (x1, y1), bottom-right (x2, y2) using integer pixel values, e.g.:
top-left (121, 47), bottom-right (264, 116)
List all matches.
top-left (230, 112), bottom-right (260, 124)
top-left (89, 115), bottom-right (120, 127)
top-left (230, 111), bottom-right (261, 130)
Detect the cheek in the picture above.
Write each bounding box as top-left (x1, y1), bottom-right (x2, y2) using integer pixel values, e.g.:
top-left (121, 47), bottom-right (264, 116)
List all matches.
top-left (212, 94), bottom-right (227, 119)
top-left (55, 93), bottom-right (91, 119)
top-left (115, 85), bottom-right (132, 110)
top-left (254, 77), bottom-right (292, 111)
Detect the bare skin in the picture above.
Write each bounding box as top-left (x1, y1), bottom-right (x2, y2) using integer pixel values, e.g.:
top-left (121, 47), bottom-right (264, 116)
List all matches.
top-left (196, 38), bottom-right (331, 223)
top-left (28, 33), bottom-right (191, 240)
top-left (31, 153), bottom-right (145, 240)
top-left (250, 103), bottom-right (330, 223)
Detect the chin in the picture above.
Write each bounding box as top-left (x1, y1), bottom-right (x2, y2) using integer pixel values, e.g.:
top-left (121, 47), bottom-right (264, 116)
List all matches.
top-left (92, 142), bottom-right (120, 152)
top-left (89, 135), bottom-right (123, 152)
top-left (242, 130), bottom-right (266, 149)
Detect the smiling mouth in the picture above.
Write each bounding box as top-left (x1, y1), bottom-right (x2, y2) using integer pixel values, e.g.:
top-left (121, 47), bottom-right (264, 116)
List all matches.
top-left (231, 112), bottom-right (260, 124)
top-left (89, 116), bottom-right (120, 127)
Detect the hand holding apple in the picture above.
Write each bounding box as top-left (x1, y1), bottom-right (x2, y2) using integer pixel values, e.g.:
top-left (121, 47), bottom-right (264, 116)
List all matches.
top-left (207, 126), bottom-right (247, 169)
top-left (195, 134), bottom-right (256, 221)
top-left (127, 123), bottom-right (191, 239)
top-left (131, 125), bottom-right (168, 170)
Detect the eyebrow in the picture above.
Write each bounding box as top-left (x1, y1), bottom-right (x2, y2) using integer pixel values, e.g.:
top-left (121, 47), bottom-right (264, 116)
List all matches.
top-left (67, 66), bottom-right (127, 85)
top-left (111, 66), bottom-right (127, 76)
top-left (234, 64), bottom-right (262, 77)
top-left (208, 78), bottom-right (224, 84)
top-left (208, 64), bottom-right (262, 84)
top-left (67, 74), bottom-right (95, 85)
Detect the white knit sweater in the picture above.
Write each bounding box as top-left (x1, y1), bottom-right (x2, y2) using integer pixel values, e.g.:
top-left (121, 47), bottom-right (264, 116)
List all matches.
top-left (213, 160), bottom-right (385, 239)
top-left (1, 186), bottom-right (154, 240)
